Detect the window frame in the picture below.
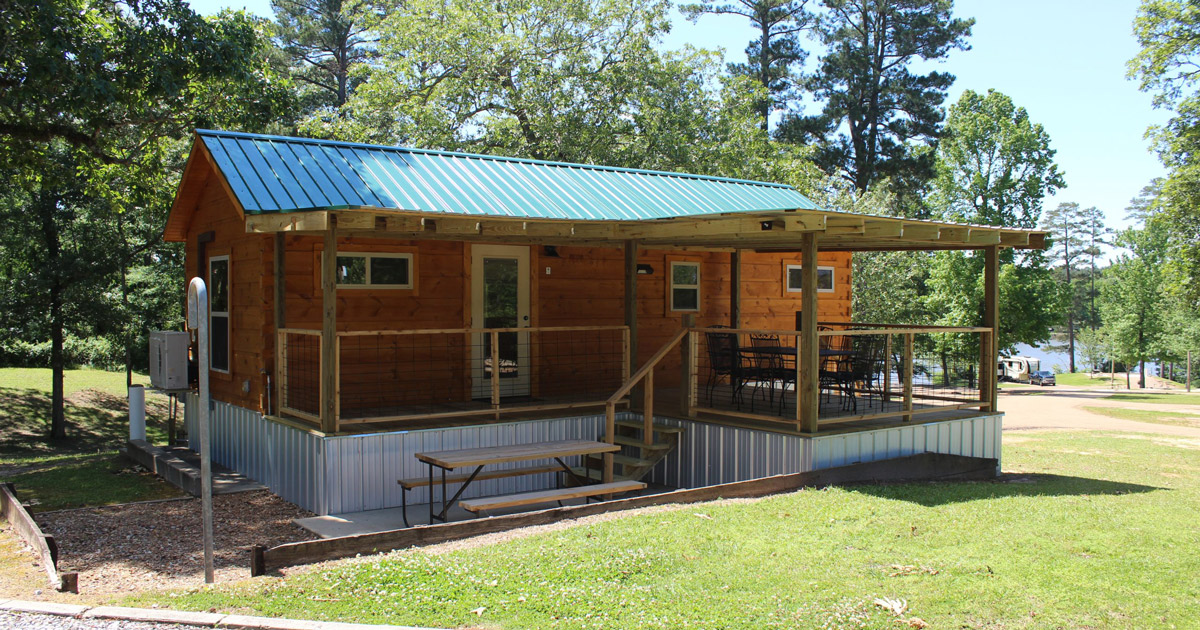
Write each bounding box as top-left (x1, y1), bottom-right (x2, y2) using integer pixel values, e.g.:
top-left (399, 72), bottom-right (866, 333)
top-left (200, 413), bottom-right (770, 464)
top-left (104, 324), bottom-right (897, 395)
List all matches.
top-left (784, 264), bottom-right (835, 294)
top-left (335, 252), bottom-right (415, 290)
top-left (669, 260), bottom-right (701, 313)
top-left (208, 255), bottom-right (231, 374)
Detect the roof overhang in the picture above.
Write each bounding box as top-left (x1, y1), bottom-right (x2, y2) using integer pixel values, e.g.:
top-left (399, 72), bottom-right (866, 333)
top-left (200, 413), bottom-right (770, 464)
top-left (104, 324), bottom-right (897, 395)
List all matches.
top-left (242, 208), bottom-right (1046, 252)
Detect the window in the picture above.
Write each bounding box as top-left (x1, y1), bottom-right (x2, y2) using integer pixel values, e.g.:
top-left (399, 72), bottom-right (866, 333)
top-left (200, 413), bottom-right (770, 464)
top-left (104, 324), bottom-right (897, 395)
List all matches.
top-left (785, 264), bottom-right (835, 293)
top-left (670, 261), bottom-right (700, 312)
top-left (336, 253), bottom-right (413, 289)
top-left (208, 256), bottom-right (230, 373)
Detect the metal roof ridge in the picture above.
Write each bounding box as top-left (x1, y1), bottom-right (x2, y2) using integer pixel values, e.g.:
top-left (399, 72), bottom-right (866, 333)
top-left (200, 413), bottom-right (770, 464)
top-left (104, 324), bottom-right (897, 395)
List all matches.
top-left (193, 129), bottom-right (800, 191)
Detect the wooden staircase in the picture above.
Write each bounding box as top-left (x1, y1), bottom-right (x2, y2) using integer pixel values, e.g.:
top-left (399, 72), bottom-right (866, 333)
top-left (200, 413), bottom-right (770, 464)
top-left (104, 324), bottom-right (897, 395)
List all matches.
top-left (570, 419), bottom-right (684, 483)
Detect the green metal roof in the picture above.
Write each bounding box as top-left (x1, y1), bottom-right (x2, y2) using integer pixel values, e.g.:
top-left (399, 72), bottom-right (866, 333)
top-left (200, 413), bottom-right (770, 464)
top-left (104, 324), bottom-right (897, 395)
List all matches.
top-left (196, 129), bottom-right (821, 220)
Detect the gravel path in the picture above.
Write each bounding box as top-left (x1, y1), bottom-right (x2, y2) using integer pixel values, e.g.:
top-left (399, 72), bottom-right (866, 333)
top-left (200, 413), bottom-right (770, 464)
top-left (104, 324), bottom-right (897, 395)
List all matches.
top-left (0, 611), bottom-right (196, 629)
top-left (30, 491), bottom-right (316, 596)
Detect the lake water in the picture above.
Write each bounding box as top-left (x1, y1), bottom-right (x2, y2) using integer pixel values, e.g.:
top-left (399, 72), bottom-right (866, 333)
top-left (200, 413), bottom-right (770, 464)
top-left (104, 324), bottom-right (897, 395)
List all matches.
top-left (1010, 340), bottom-right (1156, 374)
top-left (1010, 343), bottom-right (1074, 373)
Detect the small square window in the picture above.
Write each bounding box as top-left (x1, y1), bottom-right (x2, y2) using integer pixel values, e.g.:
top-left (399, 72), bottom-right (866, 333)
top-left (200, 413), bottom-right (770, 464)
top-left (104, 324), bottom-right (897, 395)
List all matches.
top-left (670, 261), bottom-right (700, 312)
top-left (785, 265), bottom-right (835, 293)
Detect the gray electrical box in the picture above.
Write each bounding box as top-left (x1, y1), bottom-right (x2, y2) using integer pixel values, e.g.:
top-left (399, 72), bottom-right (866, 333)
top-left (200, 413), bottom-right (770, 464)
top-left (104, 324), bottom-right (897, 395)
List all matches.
top-left (149, 331), bottom-right (190, 390)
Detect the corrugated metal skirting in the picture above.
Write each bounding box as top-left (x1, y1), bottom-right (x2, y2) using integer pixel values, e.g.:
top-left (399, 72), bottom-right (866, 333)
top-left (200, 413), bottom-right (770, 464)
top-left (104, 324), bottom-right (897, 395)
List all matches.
top-left (647, 414), bottom-right (1003, 488)
top-left (184, 398), bottom-right (1002, 516)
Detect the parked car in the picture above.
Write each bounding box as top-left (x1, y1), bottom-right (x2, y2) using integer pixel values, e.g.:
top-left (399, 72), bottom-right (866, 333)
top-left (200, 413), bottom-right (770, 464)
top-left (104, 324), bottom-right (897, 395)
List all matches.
top-left (1030, 370), bottom-right (1056, 386)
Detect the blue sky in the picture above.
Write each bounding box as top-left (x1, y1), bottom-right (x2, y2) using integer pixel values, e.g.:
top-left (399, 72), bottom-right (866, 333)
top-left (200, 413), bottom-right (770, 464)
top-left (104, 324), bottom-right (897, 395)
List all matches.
top-left (189, 0), bottom-right (1162, 231)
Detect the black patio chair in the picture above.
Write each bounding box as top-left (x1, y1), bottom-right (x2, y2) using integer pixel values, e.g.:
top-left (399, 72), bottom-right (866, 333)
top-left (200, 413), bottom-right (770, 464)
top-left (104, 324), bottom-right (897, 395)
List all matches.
top-left (704, 326), bottom-right (743, 407)
top-left (747, 333), bottom-right (795, 414)
top-left (829, 335), bottom-right (885, 413)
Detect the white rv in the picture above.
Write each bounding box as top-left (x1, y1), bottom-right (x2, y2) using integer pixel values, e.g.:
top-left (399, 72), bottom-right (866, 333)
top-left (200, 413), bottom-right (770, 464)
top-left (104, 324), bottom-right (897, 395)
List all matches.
top-left (998, 356), bottom-right (1041, 383)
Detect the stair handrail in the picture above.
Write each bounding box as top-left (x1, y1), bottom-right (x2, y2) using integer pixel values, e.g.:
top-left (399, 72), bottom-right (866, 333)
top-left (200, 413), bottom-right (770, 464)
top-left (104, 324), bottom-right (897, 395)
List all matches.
top-left (607, 327), bottom-right (689, 405)
top-left (600, 325), bottom-right (690, 486)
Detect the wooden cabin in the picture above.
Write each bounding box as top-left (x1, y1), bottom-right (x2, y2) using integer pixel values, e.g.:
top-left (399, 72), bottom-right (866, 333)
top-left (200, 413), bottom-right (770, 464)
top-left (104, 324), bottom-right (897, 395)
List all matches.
top-left (164, 130), bottom-right (1045, 517)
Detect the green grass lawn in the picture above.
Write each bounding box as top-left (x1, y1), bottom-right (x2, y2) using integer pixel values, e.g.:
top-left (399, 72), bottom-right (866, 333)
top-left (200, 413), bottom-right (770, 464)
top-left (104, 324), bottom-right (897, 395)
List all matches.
top-left (1104, 392), bottom-right (1200, 405)
top-left (0, 450), bottom-right (182, 512)
top-left (1082, 405), bottom-right (1200, 429)
top-left (0, 367), bottom-right (171, 454)
top-left (131, 432), bottom-right (1200, 629)
top-left (0, 367), bottom-right (182, 510)
top-left (1052, 372), bottom-right (1123, 388)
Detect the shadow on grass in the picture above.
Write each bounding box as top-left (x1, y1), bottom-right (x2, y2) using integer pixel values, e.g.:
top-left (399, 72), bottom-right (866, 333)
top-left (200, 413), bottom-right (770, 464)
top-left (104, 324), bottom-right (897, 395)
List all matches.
top-left (0, 386), bottom-right (170, 457)
top-left (848, 472), bottom-right (1165, 507)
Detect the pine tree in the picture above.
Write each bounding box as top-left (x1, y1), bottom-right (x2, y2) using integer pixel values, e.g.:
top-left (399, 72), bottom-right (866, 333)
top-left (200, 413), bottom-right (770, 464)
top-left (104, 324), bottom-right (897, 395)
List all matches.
top-left (681, 1), bottom-right (813, 131)
top-left (1042, 202), bottom-right (1088, 372)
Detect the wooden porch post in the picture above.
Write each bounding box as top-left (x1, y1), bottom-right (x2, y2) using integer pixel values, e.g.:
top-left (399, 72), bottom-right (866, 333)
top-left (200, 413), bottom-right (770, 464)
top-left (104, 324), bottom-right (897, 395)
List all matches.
top-left (981, 245), bottom-right (1000, 412)
top-left (798, 233), bottom-right (820, 433)
top-left (273, 233), bottom-right (286, 417)
top-left (320, 216), bottom-right (338, 433)
top-left (624, 240), bottom-right (639, 374)
top-left (731, 250), bottom-right (741, 328)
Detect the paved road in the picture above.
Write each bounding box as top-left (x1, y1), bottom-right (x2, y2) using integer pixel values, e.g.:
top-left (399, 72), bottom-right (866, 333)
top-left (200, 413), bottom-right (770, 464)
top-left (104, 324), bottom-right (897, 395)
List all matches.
top-left (0, 611), bottom-right (196, 629)
top-left (999, 386), bottom-right (1200, 437)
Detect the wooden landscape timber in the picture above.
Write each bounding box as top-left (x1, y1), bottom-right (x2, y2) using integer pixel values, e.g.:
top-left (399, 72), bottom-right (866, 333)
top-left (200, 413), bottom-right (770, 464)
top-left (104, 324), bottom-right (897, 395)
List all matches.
top-left (0, 483), bottom-right (78, 593)
top-left (250, 452), bottom-right (999, 576)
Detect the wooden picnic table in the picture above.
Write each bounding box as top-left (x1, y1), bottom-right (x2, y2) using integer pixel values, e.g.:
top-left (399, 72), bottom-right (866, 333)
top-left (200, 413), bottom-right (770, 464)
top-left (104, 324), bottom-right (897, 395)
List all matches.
top-left (414, 439), bottom-right (622, 523)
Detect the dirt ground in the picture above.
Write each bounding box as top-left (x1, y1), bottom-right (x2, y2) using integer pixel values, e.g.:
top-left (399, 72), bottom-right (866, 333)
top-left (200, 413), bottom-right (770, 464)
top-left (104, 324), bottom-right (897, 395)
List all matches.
top-left (0, 491), bottom-right (316, 602)
top-left (1000, 385), bottom-right (1200, 437)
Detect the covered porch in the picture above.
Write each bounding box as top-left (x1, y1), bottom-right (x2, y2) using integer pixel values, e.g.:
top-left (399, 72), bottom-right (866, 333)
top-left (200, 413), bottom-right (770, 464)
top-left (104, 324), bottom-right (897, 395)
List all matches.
top-left (258, 206), bottom-right (1027, 495)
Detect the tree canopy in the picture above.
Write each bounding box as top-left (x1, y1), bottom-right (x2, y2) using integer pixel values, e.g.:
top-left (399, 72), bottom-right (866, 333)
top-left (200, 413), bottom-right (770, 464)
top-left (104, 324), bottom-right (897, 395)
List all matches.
top-left (776, 0), bottom-right (973, 199)
top-left (681, 0), bottom-right (812, 130)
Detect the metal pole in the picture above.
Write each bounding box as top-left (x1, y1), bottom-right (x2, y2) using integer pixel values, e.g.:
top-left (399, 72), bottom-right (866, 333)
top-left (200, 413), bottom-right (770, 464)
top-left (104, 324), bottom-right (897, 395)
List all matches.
top-left (186, 278), bottom-right (215, 585)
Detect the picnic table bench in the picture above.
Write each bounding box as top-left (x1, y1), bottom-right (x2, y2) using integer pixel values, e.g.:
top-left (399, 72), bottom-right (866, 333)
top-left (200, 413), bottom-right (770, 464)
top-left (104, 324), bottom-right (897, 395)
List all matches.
top-left (403, 439), bottom-right (645, 525)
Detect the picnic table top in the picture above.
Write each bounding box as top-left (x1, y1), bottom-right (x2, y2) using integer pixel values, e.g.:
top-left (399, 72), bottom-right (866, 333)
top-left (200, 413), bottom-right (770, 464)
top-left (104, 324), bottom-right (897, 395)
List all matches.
top-left (415, 439), bottom-right (620, 470)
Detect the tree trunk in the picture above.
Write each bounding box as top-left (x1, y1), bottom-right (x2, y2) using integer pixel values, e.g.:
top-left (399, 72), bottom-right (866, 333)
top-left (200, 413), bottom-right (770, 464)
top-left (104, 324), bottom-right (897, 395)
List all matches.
top-left (1139, 359), bottom-right (1146, 389)
top-left (40, 191), bottom-right (67, 441)
top-left (50, 290), bottom-right (66, 440)
top-left (119, 213), bottom-right (132, 388)
top-left (1065, 263), bottom-right (1075, 373)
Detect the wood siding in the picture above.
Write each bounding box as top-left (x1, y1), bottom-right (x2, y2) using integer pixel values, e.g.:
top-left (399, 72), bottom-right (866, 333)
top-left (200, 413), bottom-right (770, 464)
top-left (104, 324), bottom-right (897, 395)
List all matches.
top-left (182, 171), bottom-right (272, 412)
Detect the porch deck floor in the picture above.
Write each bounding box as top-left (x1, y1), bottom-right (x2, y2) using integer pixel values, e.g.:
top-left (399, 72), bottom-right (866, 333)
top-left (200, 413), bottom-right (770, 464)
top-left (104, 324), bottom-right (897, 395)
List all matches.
top-left (294, 483), bottom-right (671, 538)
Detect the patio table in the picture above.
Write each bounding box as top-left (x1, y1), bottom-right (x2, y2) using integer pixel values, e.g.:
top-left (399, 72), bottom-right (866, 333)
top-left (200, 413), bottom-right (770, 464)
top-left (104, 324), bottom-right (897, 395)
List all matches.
top-left (414, 439), bottom-right (620, 523)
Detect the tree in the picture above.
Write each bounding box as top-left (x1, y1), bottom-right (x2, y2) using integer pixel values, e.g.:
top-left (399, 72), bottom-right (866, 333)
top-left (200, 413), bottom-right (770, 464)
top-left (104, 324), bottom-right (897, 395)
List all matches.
top-left (1100, 206), bottom-right (1170, 389)
top-left (1078, 204), bottom-right (1113, 330)
top-left (0, 0), bottom-right (294, 441)
top-left (923, 89), bottom-right (1064, 355)
top-left (776, 0), bottom-right (972, 196)
top-left (1042, 202), bottom-right (1088, 372)
top-left (1129, 0), bottom-right (1200, 307)
top-left (326, 0), bottom-right (819, 185)
top-left (681, 0), bottom-right (812, 130)
top-left (933, 89), bottom-right (1065, 229)
top-left (1075, 325), bottom-right (1108, 375)
top-left (273, 0), bottom-right (378, 114)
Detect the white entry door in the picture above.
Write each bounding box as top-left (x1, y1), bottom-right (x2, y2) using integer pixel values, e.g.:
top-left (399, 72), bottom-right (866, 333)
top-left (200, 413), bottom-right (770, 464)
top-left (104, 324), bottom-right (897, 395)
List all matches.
top-left (470, 245), bottom-right (531, 399)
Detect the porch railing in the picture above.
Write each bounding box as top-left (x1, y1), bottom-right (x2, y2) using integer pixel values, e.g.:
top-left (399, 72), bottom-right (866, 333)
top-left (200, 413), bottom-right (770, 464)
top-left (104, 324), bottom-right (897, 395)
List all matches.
top-left (277, 325), bottom-right (630, 431)
top-left (686, 324), bottom-right (994, 431)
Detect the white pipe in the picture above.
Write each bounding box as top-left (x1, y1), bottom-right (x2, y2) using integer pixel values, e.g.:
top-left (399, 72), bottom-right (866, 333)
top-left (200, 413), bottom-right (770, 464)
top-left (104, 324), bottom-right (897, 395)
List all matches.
top-left (128, 385), bottom-right (146, 441)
